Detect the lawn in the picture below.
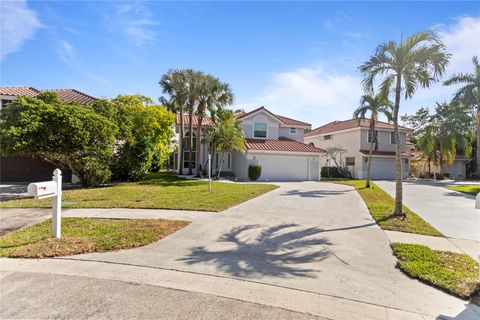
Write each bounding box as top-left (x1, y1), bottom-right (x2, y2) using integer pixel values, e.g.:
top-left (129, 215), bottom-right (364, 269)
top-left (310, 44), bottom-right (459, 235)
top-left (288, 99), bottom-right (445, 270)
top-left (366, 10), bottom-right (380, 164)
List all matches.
top-left (446, 185), bottom-right (480, 196)
top-left (335, 180), bottom-right (443, 236)
top-left (391, 243), bottom-right (480, 299)
top-left (0, 217), bottom-right (189, 258)
top-left (0, 172), bottom-right (278, 212)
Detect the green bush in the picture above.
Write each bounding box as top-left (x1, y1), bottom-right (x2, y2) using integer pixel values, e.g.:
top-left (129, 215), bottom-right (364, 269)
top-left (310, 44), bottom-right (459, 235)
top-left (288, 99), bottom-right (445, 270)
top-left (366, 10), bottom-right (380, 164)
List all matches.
top-left (321, 166), bottom-right (343, 178)
top-left (248, 165), bottom-right (262, 181)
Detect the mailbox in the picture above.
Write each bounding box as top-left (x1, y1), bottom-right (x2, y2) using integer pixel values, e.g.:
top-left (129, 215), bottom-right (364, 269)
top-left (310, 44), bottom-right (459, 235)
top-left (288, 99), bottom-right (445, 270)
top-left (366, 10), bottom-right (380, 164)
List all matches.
top-left (27, 181), bottom-right (58, 199)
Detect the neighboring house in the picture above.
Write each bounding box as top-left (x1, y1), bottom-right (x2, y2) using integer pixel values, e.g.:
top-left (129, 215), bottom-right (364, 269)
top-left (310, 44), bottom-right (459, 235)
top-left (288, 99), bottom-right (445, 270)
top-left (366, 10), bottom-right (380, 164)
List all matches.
top-left (304, 119), bottom-right (413, 180)
top-left (173, 106), bottom-right (326, 181)
top-left (411, 152), bottom-right (469, 180)
top-left (0, 86), bottom-right (97, 183)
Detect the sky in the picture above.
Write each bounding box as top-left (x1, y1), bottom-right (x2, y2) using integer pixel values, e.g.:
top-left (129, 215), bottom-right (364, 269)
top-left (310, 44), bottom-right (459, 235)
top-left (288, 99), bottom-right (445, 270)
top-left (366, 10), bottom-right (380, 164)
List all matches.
top-left (1, 1), bottom-right (479, 127)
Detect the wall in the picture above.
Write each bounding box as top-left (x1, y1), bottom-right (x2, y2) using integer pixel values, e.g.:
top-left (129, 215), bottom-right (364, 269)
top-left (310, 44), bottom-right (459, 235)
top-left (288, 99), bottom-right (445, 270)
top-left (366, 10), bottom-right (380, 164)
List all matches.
top-left (359, 128), bottom-right (408, 152)
top-left (242, 113), bottom-right (280, 139)
top-left (278, 127), bottom-right (304, 142)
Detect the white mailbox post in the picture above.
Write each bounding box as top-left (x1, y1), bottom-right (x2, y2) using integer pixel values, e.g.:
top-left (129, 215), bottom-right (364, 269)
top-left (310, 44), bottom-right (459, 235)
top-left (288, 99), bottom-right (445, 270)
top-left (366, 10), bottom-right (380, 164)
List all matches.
top-left (27, 169), bottom-right (63, 238)
top-left (208, 154), bottom-right (212, 192)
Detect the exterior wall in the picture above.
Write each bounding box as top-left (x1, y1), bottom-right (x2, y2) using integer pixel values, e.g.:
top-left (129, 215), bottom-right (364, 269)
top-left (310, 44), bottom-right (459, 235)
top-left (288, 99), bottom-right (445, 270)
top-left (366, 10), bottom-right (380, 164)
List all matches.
top-left (359, 128), bottom-right (408, 153)
top-left (232, 151), bottom-right (248, 180)
top-left (242, 113), bottom-right (281, 139)
top-left (278, 127), bottom-right (304, 142)
top-left (444, 161), bottom-right (467, 179)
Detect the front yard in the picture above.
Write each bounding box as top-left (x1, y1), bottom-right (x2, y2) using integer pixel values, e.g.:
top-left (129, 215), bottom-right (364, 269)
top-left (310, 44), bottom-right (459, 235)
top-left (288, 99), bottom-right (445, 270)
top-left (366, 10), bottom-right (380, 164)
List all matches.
top-left (0, 172), bottom-right (278, 212)
top-left (335, 180), bottom-right (442, 236)
top-left (446, 185), bottom-right (480, 196)
top-left (0, 217), bottom-right (189, 258)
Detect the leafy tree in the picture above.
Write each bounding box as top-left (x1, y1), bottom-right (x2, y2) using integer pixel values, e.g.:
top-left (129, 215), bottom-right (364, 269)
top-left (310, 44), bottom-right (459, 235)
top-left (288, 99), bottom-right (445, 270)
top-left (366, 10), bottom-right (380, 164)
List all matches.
top-left (401, 107), bottom-right (431, 144)
top-left (353, 93), bottom-right (392, 188)
top-left (0, 93), bottom-right (117, 187)
top-left (443, 56), bottom-right (480, 174)
top-left (215, 117), bottom-right (246, 178)
top-left (359, 31), bottom-right (450, 217)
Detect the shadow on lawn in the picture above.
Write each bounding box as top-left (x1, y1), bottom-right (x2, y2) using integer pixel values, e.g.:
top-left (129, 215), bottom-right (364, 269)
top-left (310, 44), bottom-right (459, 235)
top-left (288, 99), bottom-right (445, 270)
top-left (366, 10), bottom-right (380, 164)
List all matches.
top-left (138, 173), bottom-right (205, 187)
top-left (281, 189), bottom-right (351, 198)
top-left (179, 223), bottom-right (332, 278)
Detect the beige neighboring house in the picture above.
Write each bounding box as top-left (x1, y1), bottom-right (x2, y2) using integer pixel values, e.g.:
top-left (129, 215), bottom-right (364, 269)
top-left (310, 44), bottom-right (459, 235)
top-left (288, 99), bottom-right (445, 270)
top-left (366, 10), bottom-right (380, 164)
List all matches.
top-left (173, 106), bottom-right (326, 181)
top-left (304, 119), bottom-right (413, 180)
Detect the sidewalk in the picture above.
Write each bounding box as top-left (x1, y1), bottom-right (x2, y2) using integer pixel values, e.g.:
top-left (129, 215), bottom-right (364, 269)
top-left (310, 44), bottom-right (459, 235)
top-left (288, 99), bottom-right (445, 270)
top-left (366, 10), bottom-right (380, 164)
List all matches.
top-left (384, 230), bottom-right (479, 262)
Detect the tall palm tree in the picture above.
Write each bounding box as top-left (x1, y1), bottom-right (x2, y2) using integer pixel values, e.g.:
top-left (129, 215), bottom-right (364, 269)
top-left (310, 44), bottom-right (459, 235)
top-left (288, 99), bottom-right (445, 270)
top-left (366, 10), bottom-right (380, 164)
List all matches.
top-left (184, 70), bottom-right (201, 175)
top-left (215, 117), bottom-right (246, 178)
top-left (159, 69), bottom-right (188, 174)
top-left (359, 31), bottom-right (450, 217)
top-left (353, 93), bottom-right (392, 188)
top-left (195, 75), bottom-right (234, 177)
top-left (444, 56), bottom-right (480, 174)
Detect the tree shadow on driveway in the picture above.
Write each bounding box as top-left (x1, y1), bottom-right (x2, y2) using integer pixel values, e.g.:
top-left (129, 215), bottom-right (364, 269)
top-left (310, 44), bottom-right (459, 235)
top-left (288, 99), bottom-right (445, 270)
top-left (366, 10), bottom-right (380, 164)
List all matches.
top-left (281, 189), bottom-right (351, 198)
top-left (178, 224), bottom-right (332, 278)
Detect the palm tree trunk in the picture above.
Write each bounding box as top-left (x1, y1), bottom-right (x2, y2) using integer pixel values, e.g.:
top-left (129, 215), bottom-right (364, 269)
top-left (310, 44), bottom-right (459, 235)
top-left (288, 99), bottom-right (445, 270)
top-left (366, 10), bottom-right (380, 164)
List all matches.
top-left (188, 112), bottom-right (193, 175)
top-left (476, 100), bottom-right (480, 175)
top-left (217, 151), bottom-right (226, 179)
top-left (366, 122), bottom-right (375, 188)
top-left (178, 108), bottom-right (184, 175)
top-left (439, 139), bottom-right (444, 175)
top-left (393, 75), bottom-right (404, 218)
top-left (195, 116), bottom-right (203, 177)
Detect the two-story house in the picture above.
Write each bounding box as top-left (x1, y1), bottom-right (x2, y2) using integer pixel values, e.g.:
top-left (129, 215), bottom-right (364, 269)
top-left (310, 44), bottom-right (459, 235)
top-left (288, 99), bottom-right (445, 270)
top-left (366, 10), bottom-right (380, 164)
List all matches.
top-left (174, 106), bottom-right (326, 181)
top-left (304, 119), bottom-right (413, 180)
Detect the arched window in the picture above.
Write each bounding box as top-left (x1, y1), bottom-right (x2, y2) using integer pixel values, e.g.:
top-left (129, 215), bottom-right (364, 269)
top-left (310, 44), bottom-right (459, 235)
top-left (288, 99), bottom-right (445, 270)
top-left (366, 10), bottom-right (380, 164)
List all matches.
top-left (183, 130), bottom-right (197, 169)
top-left (309, 142), bottom-right (315, 146)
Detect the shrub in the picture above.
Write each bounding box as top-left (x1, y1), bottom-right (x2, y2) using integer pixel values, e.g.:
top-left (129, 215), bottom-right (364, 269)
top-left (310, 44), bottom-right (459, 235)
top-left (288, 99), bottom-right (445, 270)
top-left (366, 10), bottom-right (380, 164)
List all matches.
top-left (321, 166), bottom-right (343, 178)
top-left (248, 164), bottom-right (262, 181)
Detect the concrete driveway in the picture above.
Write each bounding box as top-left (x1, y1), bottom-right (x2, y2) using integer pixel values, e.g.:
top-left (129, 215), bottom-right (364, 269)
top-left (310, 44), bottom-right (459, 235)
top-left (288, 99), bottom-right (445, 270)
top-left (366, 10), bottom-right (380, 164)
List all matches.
top-left (3, 181), bottom-right (475, 319)
top-left (375, 180), bottom-right (479, 241)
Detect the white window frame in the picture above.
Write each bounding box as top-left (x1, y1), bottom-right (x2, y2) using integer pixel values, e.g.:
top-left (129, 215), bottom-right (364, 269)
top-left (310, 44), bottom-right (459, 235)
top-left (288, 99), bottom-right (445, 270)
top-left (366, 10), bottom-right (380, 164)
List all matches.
top-left (253, 122), bottom-right (268, 138)
top-left (346, 157), bottom-right (355, 166)
top-left (390, 132), bottom-right (396, 144)
top-left (323, 134), bottom-right (332, 141)
top-left (289, 127), bottom-right (297, 135)
top-left (367, 130), bottom-right (377, 143)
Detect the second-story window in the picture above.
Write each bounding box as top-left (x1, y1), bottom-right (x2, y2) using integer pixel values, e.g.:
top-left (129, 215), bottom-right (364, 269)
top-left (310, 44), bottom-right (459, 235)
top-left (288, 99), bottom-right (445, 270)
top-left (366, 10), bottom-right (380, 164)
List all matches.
top-left (368, 130), bottom-right (377, 143)
top-left (290, 127), bottom-right (297, 134)
top-left (254, 122), bottom-right (267, 138)
top-left (390, 132), bottom-right (396, 144)
top-left (323, 134), bottom-right (332, 141)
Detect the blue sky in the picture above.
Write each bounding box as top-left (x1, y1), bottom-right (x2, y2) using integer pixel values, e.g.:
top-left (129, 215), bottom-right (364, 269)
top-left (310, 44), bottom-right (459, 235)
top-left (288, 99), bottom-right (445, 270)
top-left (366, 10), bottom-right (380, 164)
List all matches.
top-left (1, 1), bottom-right (479, 127)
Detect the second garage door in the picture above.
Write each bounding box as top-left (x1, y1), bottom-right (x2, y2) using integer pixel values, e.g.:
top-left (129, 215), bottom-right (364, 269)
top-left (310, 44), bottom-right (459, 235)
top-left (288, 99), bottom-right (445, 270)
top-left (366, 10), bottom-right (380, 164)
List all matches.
top-left (251, 153), bottom-right (319, 181)
top-left (369, 158), bottom-right (396, 180)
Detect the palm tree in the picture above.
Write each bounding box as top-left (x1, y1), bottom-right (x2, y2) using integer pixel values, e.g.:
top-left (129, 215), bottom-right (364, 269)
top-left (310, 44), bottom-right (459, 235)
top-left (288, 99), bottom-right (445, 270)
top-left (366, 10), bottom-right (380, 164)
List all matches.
top-left (444, 56), bottom-right (480, 174)
top-left (159, 69), bottom-right (188, 174)
top-left (195, 75), bottom-right (234, 177)
top-left (353, 93), bottom-right (392, 188)
top-left (359, 31), bottom-right (450, 217)
top-left (215, 117), bottom-right (246, 179)
top-left (184, 70), bottom-right (201, 175)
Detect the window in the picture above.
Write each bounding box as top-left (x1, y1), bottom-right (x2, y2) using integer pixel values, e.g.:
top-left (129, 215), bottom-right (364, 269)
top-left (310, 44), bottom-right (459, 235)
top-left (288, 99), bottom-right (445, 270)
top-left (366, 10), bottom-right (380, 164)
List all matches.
top-left (323, 134), bottom-right (332, 141)
top-left (404, 158), bottom-right (409, 165)
top-left (368, 130), bottom-right (377, 143)
top-left (227, 154), bottom-right (231, 168)
top-left (183, 131), bottom-right (196, 169)
top-left (290, 127), bottom-right (297, 134)
top-left (254, 122), bottom-right (267, 138)
top-left (346, 157), bottom-right (355, 166)
top-left (309, 142), bottom-right (315, 146)
top-left (390, 132), bottom-right (396, 144)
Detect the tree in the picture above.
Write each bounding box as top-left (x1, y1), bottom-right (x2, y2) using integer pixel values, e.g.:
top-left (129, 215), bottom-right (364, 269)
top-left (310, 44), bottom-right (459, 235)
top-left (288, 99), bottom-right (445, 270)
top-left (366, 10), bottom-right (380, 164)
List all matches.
top-left (324, 146), bottom-right (351, 178)
top-left (444, 56), bottom-right (480, 174)
top-left (353, 93), bottom-right (392, 188)
top-left (195, 74), bottom-right (234, 177)
top-left (359, 31), bottom-right (450, 217)
top-left (184, 70), bottom-right (201, 175)
top-left (0, 93), bottom-right (117, 187)
top-left (160, 69), bottom-right (189, 174)
top-left (215, 117), bottom-right (246, 178)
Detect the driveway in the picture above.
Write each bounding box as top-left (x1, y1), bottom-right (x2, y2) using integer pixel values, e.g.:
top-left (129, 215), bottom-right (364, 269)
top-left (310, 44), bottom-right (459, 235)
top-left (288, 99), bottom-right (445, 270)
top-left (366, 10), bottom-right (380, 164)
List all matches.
top-left (3, 181), bottom-right (473, 319)
top-left (375, 180), bottom-right (479, 241)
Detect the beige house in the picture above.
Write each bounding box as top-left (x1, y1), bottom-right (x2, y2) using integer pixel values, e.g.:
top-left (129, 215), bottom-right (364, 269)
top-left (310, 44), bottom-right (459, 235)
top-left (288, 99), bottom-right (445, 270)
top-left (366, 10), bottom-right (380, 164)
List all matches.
top-left (304, 119), bottom-right (413, 180)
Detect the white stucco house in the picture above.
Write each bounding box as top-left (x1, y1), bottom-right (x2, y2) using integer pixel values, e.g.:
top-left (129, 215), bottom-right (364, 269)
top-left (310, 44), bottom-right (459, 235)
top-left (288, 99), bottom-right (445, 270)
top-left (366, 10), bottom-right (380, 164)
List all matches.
top-left (173, 107), bottom-right (326, 181)
top-left (304, 119), bottom-right (413, 180)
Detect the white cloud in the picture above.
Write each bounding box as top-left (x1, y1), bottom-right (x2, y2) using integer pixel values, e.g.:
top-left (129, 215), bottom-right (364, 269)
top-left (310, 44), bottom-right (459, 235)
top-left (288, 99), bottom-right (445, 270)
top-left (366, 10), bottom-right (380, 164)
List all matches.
top-left (0, 0), bottom-right (42, 61)
top-left (236, 65), bottom-right (363, 128)
top-left (106, 2), bottom-right (159, 47)
top-left (58, 40), bottom-right (75, 63)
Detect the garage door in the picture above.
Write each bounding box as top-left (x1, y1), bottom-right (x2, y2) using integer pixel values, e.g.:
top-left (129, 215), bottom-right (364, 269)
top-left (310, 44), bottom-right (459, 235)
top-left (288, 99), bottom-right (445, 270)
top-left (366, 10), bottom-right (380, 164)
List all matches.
top-left (251, 154), bottom-right (319, 181)
top-left (369, 158), bottom-right (395, 180)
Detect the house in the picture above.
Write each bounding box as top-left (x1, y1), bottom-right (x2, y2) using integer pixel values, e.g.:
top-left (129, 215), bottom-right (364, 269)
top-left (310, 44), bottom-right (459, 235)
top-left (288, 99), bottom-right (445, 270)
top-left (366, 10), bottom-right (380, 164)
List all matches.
top-left (304, 119), bottom-right (413, 180)
top-left (411, 152), bottom-right (470, 180)
top-left (0, 86), bottom-right (97, 183)
top-left (173, 106), bottom-right (326, 181)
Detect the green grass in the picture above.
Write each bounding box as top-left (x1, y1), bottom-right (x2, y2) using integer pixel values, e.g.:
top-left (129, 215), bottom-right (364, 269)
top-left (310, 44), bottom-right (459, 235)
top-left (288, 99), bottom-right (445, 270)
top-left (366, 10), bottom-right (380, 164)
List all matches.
top-left (0, 217), bottom-right (189, 258)
top-left (446, 185), bottom-right (480, 196)
top-left (335, 180), bottom-right (443, 236)
top-left (391, 243), bottom-right (480, 299)
top-left (0, 172), bottom-right (278, 212)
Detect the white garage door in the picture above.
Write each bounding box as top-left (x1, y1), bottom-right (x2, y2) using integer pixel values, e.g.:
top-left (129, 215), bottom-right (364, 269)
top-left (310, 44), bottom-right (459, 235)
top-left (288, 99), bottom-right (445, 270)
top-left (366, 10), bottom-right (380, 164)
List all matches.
top-left (251, 153), bottom-right (319, 181)
top-left (370, 158), bottom-right (396, 180)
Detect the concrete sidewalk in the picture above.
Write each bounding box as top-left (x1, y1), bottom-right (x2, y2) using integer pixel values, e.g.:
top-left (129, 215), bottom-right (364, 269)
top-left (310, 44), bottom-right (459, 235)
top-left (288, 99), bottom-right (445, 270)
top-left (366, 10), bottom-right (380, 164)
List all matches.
top-left (384, 230), bottom-right (479, 262)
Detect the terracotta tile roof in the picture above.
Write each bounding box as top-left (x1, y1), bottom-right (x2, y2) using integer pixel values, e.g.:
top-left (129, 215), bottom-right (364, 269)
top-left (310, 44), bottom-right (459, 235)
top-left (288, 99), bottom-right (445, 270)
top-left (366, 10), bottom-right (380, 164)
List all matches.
top-left (359, 150), bottom-right (413, 157)
top-left (305, 118), bottom-right (412, 137)
top-left (0, 86), bottom-right (39, 97)
top-left (43, 89), bottom-right (96, 105)
top-left (176, 114), bottom-right (214, 127)
top-left (0, 86), bottom-right (96, 104)
top-left (246, 137), bottom-right (326, 153)
top-left (237, 106), bottom-right (311, 127)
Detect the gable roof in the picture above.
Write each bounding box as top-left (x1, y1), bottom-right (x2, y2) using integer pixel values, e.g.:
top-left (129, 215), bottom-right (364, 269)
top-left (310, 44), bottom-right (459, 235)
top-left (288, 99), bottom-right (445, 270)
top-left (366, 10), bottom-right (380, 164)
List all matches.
top-left (0, 86), bottom-right (96, 105)
top-left (305, 118), bottom-right (412, 137)
top-left (237, 106), bottom-right (311, 127)
top-left (245, 137), bottom-right (325, 153)
top-left (176, 114), bottom-right (214, 127)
